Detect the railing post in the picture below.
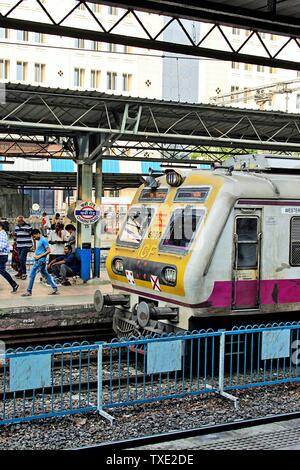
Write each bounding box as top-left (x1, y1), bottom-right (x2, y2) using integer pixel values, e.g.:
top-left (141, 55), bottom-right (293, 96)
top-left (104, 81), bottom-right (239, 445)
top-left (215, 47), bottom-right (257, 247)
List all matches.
top-left (97, 343), bottom-right (114, 424)
top-left (217, 329), bottom-right (239, 409)
top-left (218, 329), bottom-right (226, 392)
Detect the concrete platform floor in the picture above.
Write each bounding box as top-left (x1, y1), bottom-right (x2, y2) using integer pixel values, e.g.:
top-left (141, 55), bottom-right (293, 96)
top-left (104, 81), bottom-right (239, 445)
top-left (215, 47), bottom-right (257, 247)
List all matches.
top-left (0, 271), bottom-right (113, 330)
top-left (134, 418), bottom-right (300, 450)
top-left (0, 270), bottom-right (112, 309)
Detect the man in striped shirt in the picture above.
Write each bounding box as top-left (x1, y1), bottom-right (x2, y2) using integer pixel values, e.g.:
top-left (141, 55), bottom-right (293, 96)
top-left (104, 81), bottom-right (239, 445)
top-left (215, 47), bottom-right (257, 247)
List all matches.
top-left (14, 215), bottom-right (33, 280)
top-left (0, 221), bottom-right (19, 293)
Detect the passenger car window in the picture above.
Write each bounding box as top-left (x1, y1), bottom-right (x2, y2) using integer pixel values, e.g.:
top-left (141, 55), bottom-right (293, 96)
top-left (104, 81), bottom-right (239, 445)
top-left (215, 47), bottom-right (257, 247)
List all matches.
top-left (159, 207), bottom-right (205, 253)
top-left (290, 217), bottom-right (300, 266)
top-left (235, 217), bottom-right (258, 269)
top-left (117, 206), bottom-right (154, 248)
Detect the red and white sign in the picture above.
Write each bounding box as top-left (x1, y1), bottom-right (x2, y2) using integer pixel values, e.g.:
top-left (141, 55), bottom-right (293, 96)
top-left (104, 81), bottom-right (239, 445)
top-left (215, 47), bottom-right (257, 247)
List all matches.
top-left (125, 270), bottom-right (135, 285)
top-left (150, 274), bottom-right (161, 291)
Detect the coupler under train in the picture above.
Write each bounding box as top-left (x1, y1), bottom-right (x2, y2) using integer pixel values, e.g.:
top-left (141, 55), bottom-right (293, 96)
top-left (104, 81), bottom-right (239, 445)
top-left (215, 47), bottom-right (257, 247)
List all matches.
top-left (94, 290), bottom-right (180, 337)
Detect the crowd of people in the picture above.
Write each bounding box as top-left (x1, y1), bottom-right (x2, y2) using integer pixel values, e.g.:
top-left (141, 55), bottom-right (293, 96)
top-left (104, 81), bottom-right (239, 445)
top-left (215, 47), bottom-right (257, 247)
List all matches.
top-left (0, 213), bottom-right (80, 297)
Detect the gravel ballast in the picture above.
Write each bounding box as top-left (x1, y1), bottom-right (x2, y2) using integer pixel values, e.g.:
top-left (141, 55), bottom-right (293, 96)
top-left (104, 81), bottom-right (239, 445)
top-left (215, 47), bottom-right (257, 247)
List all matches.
top-left (0, 382), bottom-right (300, 449)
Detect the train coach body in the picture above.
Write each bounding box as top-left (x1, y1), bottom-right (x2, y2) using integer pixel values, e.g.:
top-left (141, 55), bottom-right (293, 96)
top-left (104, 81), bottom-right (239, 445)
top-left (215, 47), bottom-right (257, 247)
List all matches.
top-left (104, 154), bottom-right (300, 335)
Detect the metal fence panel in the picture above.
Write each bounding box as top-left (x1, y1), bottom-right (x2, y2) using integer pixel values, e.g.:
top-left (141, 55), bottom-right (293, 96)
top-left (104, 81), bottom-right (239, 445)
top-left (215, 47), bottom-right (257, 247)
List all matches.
top-left (223, 323), bottom-right (300, 391)
top-left (101, 331), bottom-right (221, 409)
top-left (1, 322), bottom-right (300, 426)
top-left (0, 343), bottom-right (99, 425)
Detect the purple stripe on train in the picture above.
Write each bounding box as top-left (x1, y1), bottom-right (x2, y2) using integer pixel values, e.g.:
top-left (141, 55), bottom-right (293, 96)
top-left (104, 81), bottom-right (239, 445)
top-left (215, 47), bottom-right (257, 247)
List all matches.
top-left (205, 279), bottom-right (300, 307)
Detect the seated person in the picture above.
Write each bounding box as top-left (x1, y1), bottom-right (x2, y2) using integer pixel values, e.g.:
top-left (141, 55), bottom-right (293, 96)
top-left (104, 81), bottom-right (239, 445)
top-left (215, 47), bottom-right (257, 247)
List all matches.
top-left (48, 244), bottom-right (80, 285)
top-left (65, 224), bottom-right (76, 252)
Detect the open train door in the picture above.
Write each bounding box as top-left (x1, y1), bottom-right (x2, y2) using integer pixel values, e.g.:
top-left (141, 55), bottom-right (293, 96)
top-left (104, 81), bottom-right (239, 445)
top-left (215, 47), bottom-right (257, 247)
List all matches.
top-left (232, 210), bottom-right (262, 310)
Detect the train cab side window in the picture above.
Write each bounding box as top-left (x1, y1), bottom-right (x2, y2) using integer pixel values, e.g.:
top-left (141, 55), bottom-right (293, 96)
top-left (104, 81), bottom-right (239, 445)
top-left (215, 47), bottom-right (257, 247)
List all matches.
top-left (290, 217), bottom-right (300, 266)
top-left (235, 217), bottom-right (258, 269)
top-left (159, 207), bottom-right (205, 253)
top-left (117, 206), bottom-right (154, 248)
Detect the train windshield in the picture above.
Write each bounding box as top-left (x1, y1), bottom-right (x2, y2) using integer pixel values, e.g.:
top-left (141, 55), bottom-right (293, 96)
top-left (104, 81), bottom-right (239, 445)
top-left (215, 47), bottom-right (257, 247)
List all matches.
top-left (159, 207), bottom-right (205, 253)
top-left (139, 188), bottom-right (168, 202)
top-left (117, 206), bottom-right (154, 247)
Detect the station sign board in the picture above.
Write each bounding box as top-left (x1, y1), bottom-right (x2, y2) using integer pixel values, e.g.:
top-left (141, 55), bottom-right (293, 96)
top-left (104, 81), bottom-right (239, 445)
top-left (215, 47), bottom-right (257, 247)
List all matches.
top-left (74, 201), bottom-right (101, 225)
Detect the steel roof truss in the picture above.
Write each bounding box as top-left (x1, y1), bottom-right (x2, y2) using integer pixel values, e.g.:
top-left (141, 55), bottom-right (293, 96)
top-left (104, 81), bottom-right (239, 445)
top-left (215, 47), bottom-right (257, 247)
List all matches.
top-left (1, 1), bottom-right (300, 69)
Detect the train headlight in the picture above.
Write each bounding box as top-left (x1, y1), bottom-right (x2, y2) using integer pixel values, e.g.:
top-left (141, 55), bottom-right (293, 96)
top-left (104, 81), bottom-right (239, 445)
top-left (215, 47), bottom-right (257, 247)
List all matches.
top-left (166, 170), bottom-right (184, 187)
top-left (163, 267), bottom-right (177, 286)
top-left (113, 258), bottom-right (124, 275)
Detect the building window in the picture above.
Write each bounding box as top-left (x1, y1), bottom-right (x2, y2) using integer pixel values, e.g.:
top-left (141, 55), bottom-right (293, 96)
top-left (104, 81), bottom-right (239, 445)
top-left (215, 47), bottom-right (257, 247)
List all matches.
top-left (243, 87), bottom-right (251, 104)
top-left (34, 63), bottom-right (46, 83)
top-left (107, 71), bottom-right (117, 90)
top-left (230, 85), bottom-right (239, 100)
top-left (91, 41), bottom-right (101, 51)
top-left (0, 28), bottom-right (9, 39)
top-left (231, 62), bottom-right (239, 69)
top-left (91, 3), bottom-right (101, 13)
top-left (17, 30), bottom-right (29, 41)
top-left (16, 61), bottom-right (28, 81)
top-left (74, 68), bottom-right (85, 87)
top-left (297, 71), bottom-right (300, 77)
top-left (244, 63), bottom-right (252, 71)
top-left (0, 59), bottom-right (9, 80)
top-left (269, 67), bottom-right (277, 74)
top-left (108, 43), bottom-right (117, 52)
top-left (108, 6), bottom-right (118, 15)
top-left (232, 28), bottom-right (240, 35)
top-left (245, 29), bottom-right (252, 37)
top-left (78, 3), bottom-right (85, 10)
top-left (75, 38), bottom-right (85, 49)
top-left (296, 94), bottom-right (300, 110)
top-left (34, 33), bottom-right (45, 44)
top-left (257, 65), bottom-right (265, 72)
top-left (109, 190), bottom-right (119, 197)
top-left (270, 34), bottom-right (277, 41)
top-left (122, 73), bottom-right (132, 92)
top-left (290, 217), bottom-right (300, 266)
top-left (91, 70), bottom-right (101, 88)
top-left (123, 45), bottom-right (132, 53)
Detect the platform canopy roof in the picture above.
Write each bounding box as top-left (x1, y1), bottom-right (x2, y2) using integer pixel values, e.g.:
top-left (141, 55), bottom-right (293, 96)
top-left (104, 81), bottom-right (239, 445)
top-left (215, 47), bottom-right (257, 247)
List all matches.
top-left (0, 170), bottom-right (145, 190)
top-left (2, 83), bottom-right (300, 164)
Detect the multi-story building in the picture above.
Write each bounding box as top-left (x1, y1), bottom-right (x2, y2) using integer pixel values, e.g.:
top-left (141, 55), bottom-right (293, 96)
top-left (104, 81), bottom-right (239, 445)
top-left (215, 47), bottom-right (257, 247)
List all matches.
top-left (200, 25), bottom-right (300, 112)
top-left (162, 22), bottom-right (300, 112)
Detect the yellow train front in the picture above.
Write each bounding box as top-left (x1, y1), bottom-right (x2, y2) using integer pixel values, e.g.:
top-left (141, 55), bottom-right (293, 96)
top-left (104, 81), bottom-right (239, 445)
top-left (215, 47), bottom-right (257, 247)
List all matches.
top-left (104, 167), bottom-right (225, 337)
top-left (100, 155), bottom-right (300, 337)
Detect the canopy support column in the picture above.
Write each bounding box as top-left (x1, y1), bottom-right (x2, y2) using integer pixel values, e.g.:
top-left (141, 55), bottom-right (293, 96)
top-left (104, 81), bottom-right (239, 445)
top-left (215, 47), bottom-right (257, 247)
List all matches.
top-left (94, 159), bottom-right (102, 278)
top-left (76, 136), bottom-right (93, 283)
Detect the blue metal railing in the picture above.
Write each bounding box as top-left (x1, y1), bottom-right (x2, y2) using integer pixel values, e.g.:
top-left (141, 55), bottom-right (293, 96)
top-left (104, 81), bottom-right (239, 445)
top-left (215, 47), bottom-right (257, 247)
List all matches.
top-left (223, 322), bottom-right (300, 391)
top-left (101, 330), bottom-right (220, 409)
top-left (1, 321), bottom-right (300, 426)
top-left (0, 342), bottom-right (99, 425)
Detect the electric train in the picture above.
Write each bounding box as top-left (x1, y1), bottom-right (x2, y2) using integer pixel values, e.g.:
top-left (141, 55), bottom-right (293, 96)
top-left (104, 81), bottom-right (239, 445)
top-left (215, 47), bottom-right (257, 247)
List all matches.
top-left (94, 154), bottom-right (300, 337)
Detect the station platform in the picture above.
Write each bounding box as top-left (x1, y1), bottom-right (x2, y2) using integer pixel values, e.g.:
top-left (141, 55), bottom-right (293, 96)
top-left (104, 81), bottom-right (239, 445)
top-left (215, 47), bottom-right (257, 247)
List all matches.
top-left (134, 418), bottom-right (300, 450)
top-left (0, 272), bottom-right (113, 331)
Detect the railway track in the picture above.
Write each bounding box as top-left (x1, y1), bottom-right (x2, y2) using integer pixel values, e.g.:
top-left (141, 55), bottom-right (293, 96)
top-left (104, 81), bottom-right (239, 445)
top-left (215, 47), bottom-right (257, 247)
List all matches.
top-left (73, 411), bottom-right (300, 450)
top-left (0, 323), bottom-right (114, 349)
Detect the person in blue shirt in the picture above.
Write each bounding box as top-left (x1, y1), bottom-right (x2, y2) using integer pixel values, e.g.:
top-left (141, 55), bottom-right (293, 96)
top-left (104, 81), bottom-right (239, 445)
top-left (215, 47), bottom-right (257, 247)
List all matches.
top-left (48, 244), bottom-right (80, 286)
top-left (22, 229), bottom-right (58, 297)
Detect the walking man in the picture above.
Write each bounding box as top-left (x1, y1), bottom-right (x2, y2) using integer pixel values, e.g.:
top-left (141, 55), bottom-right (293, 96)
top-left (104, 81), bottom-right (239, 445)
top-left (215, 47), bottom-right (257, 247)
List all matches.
top-left (0, 222), bottom-right (19, 293)
top-left (14, 215), bottom-right (33, 280)
top-left (22, 229), bottom-right (59, 297)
